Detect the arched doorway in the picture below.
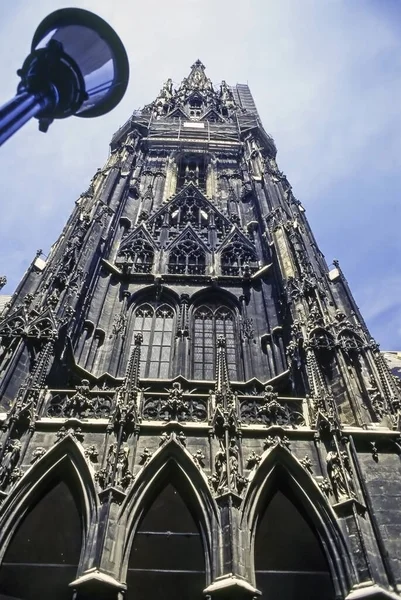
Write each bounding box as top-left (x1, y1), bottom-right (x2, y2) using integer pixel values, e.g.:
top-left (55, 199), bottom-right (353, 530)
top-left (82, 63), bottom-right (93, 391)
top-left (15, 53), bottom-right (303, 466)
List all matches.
top-left (127, 482), bottom-right (206, 600)
top-left (0, 479), bottom-right (82, 600)
top-left (255, 490), bottom-right (334, 600)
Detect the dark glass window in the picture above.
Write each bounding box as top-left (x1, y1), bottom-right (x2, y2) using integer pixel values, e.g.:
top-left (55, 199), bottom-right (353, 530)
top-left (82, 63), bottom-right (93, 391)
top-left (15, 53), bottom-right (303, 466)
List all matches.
top-left (193, 304), bottom-right (238, 381)
top-left (131, 303), bottom-right (174, 378)
top-left (0, 480), bottom-right (82, 600)
top-left (255, 491), bottom-right (334, 600)
top-left (127, 483), bottom-right (205, 600)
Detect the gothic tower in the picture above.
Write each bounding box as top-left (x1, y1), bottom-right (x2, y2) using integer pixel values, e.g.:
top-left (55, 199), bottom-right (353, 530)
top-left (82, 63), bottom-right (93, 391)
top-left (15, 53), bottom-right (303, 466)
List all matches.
top-left (0, 60), bottom-right (400, 600)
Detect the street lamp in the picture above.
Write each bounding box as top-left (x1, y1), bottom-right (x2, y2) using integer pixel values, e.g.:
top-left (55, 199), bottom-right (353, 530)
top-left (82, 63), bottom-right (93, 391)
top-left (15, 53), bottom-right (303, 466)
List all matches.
top-left (0, 8), bottom-right (129, 146)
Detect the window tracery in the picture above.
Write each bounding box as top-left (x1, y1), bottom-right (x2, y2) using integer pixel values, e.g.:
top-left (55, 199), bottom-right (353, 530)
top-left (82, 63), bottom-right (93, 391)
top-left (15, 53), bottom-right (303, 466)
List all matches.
top-left (221, 242), bottom-right (258, 276)
top-left (117, 238), bottom-right (154, 274)
top-left (131, 303), bottom-right (174, 378)
top-left (168, 239), bottom-right (206, 275)
top-left (192, 303), bottom-right (238, 380)
top-left (177, 155), bottom-right (207, 191)
top-left (170, 193), bottom-right (209, 232)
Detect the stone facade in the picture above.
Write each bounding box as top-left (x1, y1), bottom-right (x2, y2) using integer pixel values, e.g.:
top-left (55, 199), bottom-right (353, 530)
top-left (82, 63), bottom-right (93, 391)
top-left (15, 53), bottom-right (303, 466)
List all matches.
top-left (0, 60), bottom-right (400, 600)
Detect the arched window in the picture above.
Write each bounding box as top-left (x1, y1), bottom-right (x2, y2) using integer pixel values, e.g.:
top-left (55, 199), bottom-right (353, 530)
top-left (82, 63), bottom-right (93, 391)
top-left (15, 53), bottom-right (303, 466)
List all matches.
top-left (221, 242), bottom-right (258, 276)
top-left (131, 303), bottom-right (175, 378)
top-left (0, 479), bottom-right (82, 600)
top-left (168, 240), bottom-right (206, 275)
top-left (127, 483), bottom-right (205, 600)
top-left (255, 490), bottom-right (334, 600)
top-left (117, 238), bottom-right (154, 274)
top-left (193, 303), bottom-right (239, 380)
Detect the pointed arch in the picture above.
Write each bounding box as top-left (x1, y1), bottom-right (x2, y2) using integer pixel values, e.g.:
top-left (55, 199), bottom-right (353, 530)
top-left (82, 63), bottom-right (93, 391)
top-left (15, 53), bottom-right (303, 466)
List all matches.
top-left (116, 226), bottom-right (156, 274)
top-left (119, 439), bottom-right (219, 586)
top-left (242, 444), bottom-right (356, 598)
top-left (0, 435), bottom-right (98, 564)
top-left (127, 285), bottom-right (180, 310)
top-left (166, 227), bottom-right (209, 275)
top-left (218, 229), bottom-right (259, 277)
top-left (0, 436), bottom-right (98, 598)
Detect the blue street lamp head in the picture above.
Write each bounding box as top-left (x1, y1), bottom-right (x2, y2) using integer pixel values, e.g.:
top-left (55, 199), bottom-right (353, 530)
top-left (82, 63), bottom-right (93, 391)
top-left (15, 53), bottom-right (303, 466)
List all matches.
top-left (29, 8), bottom-right (130, 119)
top-left (0, 8), bottom-right (129, 145)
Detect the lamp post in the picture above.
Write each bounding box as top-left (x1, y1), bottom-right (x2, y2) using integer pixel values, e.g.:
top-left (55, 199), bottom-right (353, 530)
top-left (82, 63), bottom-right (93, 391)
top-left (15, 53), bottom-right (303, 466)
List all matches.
top-left (0, 8), bottom-right (129, 146)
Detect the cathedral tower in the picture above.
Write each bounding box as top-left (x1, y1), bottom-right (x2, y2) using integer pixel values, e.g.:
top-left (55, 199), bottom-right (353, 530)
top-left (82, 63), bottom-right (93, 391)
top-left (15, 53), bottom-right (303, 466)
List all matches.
top-left (0, 60), bottom-right (400, 600)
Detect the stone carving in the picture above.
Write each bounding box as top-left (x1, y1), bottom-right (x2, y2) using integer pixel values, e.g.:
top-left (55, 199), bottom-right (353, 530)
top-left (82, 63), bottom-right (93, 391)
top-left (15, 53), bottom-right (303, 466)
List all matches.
top-left (367, 376), bottom-right (385, 420)
top-left (47, 386), bottom-right (113, 419)
top-left (246, 451), bottom-right (261, 470)
top-left (300, 455), bottom-right (313, 472)
top-left (326, 448), bottom-right (356, 502)
top-left (241, 317), bottom-right (254, 341)
top-left (318, 478), bottom-right (333, 497)
top-left (0, 439), bottom-right (21, 490)
top-left (192, 450), bottom-right (206, 469)
top-left (159, 431), bottom-right (170, 446)
top-left (111, 313), bottom-right (128, 337)
top-left (84, 445), bottom-right (99, 463)
top-left (139, 448), bottom-right (152, 466)
top-left (209, 439), bottom-right (247, 495)
top-left (177, 431), bottom-right (186, 447)
top-left (117, 236), bottom-right (154, 274)
top-left (0, 302), bottom-right (58, 340)
top-left (55, 425), bottom-right (84, 443)
top-left (240, 388), bottom-right (305, 428)
top-left (96, 444), bottom-right (133, 490)
top-left (370, 442), bottom-right (379, 462)
top-left (263, 435), bottom-right (291, 451)
top-left (30, 447), bottom-right (46, 464)
top-left (142, 387), bottom-right (207, 423)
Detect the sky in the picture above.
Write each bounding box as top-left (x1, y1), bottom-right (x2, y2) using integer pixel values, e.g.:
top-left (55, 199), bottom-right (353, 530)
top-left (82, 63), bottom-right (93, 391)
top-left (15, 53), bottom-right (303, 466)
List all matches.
top-left (0, 0), bottom-right (400, 350)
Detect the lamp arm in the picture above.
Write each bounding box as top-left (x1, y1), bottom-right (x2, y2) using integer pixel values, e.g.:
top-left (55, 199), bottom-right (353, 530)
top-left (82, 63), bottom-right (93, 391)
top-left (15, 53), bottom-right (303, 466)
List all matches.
top-left (0, 91), bottom-right (52, 147)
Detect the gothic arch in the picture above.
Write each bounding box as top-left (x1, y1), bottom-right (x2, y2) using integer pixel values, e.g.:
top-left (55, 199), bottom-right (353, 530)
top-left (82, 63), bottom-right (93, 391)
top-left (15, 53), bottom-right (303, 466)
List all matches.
top-left (127, 285), bottom-right (180, 311)
top-left (189, 286), bottom-right (240, 309)
top-left (119, 438), bottom-right (220, 585)
top-left (0, 434), bottom-right (98, 568)
top-left (242, 444), bottom-right (356, 598)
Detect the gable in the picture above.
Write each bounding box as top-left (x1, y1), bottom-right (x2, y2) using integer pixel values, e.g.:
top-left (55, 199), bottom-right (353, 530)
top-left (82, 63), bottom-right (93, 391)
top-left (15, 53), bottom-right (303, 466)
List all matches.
top-left (147, 183), bottom-right (232, 246)
top-left (165, 225), bottom-right (211, 254)
top-left (218, 226), bottom-right (257, 255)
top-left (118, 223), bottom-right (158, 254)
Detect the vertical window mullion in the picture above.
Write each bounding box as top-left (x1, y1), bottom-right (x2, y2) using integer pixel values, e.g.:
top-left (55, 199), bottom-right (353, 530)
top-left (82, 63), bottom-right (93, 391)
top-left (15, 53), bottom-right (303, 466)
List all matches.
top-left (145, 309), bottom-right (156, 377)
top-left (158, 313), bottom-right (165, 378)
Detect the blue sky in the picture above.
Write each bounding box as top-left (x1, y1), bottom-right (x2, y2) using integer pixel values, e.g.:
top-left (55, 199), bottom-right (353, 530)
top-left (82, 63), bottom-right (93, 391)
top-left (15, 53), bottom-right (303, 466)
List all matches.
top-left (0, 0), bottom-right (400, 350)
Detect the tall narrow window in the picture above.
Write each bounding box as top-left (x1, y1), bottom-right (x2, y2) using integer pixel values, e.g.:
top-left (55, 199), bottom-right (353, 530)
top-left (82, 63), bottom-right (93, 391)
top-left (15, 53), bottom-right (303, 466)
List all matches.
top-left (131, 303), bottom-right (174, 378)
top-left (255, 491), bottom-right (334, 600)
top-left (193, 303), bottom-right (239, 381)
top-left (127, 483), bottom-right (205, 600)
top-left (0, 480), bottom-right (82, 600)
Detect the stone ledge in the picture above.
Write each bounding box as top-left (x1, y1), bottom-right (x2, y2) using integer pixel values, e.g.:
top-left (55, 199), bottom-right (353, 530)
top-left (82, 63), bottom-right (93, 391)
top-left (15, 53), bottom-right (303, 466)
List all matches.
top-left (346, 584), bottom-right (400, 600)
